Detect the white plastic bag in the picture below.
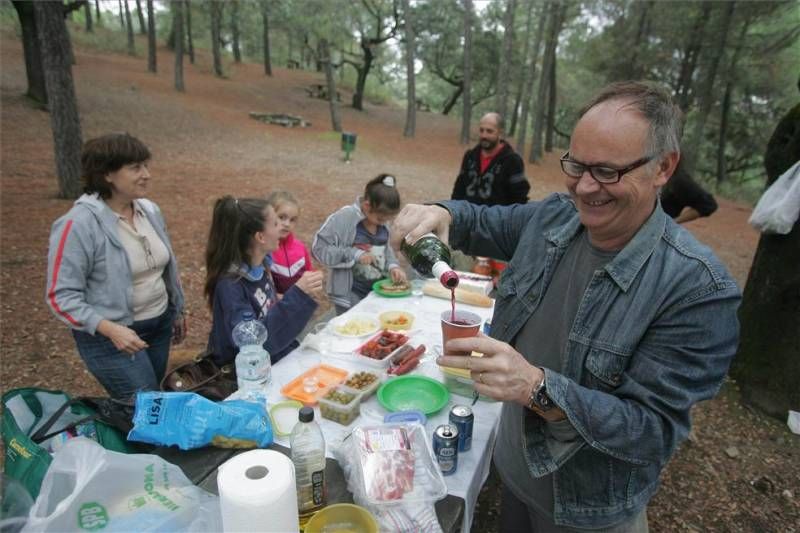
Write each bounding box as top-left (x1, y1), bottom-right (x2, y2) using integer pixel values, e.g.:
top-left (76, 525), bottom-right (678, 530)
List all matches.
top-left (22, 438), bottom-right (222, 532)
top-left (334, 424), bottom-right (445, 533)
top-left (749, 160), bottom-right (800, 234)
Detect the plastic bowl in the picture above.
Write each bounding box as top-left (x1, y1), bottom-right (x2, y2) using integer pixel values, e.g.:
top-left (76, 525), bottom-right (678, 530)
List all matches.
top-left (304, 503), bottom-right (378, 533)
top-left (377, 375), bottom-right (450, 415)
top-left (379, 310), bottom-right (415, 331)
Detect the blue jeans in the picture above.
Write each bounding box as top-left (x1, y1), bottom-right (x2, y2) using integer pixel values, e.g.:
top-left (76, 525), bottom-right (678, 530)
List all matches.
top-left (72, 311), bottom-right (173, 401)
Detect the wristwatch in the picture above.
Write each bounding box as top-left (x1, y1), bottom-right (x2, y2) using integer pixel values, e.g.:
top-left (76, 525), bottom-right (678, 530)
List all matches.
top-left (527, 368), bottom-right (553, 412)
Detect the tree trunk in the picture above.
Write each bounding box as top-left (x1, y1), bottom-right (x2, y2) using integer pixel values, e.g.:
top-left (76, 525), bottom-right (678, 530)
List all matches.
top-left (516, 1), bottom-right (545, 155)
top-left (460, 0), bottom-right (473, 145)
top-left (146, 0), bottom-right (156, 72)
top-left (682, 2), bottom-right (735, 174)
top-left (545, 49), bottom-right (557, 152)
top-left (124, 0), bottom-right (135, 56)
top-left (210, 1), bottom-right (223, 77)
top-left (117, 0), bottom-right (125, 29)
top-left (185, 0), bottom-right (194, 64)
top-left (509, 0), bottom-right (535, 137)
top-left (134, 0), bottom-right (146, 34)
top-left (716, 18), bottom-right (750, 185)
top-left (11, 1), bottom-right (47, 105)
top-left (352, 41), bottom-right (374, 111)
top-left (495, 0), bottom-right (516, 120)
top-left (231, 0), bottom-right (242, 63)
top-left (626, 0), bottom-right (653, 80)
top-left (530, 2), bottom-right (557, 163)
top-left (84, 1), bottom-right (93, 33)
top-left (675, 2), bottom-right (712, 111)
top-left (716, 80), bottom-right (731, 184)
top-left (261, 1), bottom-right (272, 76)
top-left (403, 0), bottom-right (416, 138)
top-left (173, 0), bottom-right (185, 92)
top-left (320, 39), bottom-right (342, 133)
top-left (315, 40), bottom-right (324, 72)
top-left (442, 84), bottom-right (463, 115)
top-left (32, 1), bottom-right (83, 199)
top-left (95, 0), bottom-right (101, 23)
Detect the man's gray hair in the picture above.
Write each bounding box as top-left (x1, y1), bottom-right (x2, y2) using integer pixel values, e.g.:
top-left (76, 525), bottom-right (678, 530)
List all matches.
top-left (578, 81), bottom-right (684, 158)
top-left (482, 112), bottom-right (505, 132)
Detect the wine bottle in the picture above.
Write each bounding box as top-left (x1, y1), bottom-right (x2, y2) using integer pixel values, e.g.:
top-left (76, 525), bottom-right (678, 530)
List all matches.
top-left (401, 233), bottom-right (459, 288)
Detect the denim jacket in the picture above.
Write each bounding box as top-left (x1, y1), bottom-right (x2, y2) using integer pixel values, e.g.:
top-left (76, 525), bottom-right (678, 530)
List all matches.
top-left (441, 193), bottom-right (741, 528)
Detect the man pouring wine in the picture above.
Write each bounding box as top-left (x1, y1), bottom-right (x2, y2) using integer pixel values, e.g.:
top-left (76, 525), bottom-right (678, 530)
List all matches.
top-left (390, 81), bottom-right (741, 532)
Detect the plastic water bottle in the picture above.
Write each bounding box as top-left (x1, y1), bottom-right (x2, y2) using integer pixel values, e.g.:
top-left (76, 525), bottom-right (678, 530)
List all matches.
top-left (290, 407), bottom-right (326, 526)
top-left (232, 311), bottom-right (271, 392)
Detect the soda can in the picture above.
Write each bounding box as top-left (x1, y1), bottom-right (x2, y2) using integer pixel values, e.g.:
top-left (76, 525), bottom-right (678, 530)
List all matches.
top-left (483, 318), bottom-right (492, 336)
top-left (433, 424), bottom-right (459, 476)
top-left (449, 405), bottom-right (474, 452)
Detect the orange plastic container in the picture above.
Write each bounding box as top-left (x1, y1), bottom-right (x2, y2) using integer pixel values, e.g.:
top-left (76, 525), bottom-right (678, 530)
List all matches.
top-left (279, 364), bottom-right (348, 405)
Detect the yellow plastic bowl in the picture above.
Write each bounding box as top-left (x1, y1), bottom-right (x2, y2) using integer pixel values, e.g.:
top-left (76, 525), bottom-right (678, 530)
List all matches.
top-left (379, 310), bottom-right (415, 331)
top-left (304, 503), bottom-right (378, 533)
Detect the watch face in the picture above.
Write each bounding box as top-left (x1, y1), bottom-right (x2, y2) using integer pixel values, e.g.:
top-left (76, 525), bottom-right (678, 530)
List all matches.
top-left (535, 389), bottom-right (553, 411)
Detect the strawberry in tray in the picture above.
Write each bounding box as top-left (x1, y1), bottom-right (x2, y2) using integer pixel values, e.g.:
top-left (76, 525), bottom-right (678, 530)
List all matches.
top-left (357, 330), bottom-right (409, 360)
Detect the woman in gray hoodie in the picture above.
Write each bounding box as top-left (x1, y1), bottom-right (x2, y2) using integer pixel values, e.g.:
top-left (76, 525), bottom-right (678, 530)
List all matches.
top-left (45, 133), bottom-right (185, 400)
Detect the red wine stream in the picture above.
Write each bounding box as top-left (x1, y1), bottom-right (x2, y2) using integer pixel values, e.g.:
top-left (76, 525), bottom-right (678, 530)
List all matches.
top-left (451, 287), bottom-right (456, 322)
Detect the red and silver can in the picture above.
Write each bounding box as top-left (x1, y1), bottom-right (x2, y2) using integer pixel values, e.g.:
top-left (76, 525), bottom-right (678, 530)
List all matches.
top-left (449, 405), bottom-right (474, 452)
top-left (433, 424), bottom-right (459, 476)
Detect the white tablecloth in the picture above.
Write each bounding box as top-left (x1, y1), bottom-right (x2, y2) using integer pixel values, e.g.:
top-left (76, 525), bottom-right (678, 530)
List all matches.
top-left (258, 291), bottom-right (501, 532)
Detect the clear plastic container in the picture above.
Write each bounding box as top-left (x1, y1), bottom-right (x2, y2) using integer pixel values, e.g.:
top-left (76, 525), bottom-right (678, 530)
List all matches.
top-left (353, 330), bottom-right (410, 369)
top-left (341, 371), bottom-right (381, 399)
top-left (349, 423), bottom-right (447, 506)
top-left (319, 387), bottom-right (361, 425)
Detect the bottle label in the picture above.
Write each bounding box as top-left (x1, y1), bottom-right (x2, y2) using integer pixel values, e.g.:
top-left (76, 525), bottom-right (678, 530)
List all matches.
top-left (311, 469), bottom-right (325, 506)
top-left (432, 261), bottom-right (458, 288)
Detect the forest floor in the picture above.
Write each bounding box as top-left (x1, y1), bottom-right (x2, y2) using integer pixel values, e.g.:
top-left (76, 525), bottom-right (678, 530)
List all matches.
top-left (1, 28), bottom-right (798, 532)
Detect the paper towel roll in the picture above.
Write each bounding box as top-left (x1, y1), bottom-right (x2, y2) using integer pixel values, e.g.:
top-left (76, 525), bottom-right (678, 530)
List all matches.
top-left (218, 449), bottom-right (299, 533)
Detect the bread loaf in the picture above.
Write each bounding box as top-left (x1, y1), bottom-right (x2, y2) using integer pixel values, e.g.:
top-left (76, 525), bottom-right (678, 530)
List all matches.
top-left (422, 281), bottom-right (494, 308)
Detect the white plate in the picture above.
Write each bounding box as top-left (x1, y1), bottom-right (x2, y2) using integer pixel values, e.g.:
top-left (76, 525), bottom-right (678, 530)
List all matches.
top-left (330, 313), bottom-right (380, 338)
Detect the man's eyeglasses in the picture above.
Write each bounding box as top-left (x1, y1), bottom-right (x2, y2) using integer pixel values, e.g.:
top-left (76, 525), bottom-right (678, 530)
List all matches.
top-left (559, 152), bottom-right (653, 184)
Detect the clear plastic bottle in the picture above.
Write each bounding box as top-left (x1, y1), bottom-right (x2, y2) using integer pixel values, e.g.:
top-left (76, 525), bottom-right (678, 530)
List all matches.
top-left (290, 407), bottom-right (326, 526)
top-left (232, 311), bottom-right (271, 391)
top-left (400, 233), bottom-right (459, 289)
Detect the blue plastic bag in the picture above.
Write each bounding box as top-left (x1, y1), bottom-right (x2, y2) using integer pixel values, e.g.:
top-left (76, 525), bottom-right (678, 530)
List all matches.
top-left (128, 392), bottom-right (273, 450)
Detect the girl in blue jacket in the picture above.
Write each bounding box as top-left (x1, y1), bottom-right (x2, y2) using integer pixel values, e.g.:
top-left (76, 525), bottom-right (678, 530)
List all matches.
top-left (204, 196), bottom-right (324, 367)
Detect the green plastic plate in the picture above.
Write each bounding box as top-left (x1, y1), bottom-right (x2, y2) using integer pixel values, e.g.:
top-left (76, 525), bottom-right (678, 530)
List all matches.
top-left (377, 375), bottom-right (450, 415)
top-left (372, 278), bottom-right (411, 298)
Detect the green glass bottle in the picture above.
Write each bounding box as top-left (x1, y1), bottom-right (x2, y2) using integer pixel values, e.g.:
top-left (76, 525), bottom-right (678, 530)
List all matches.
top-left (400, 233), bottom-right (459, 288)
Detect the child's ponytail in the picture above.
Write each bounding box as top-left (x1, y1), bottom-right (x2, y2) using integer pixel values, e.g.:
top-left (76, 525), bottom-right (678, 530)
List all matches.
top-left (204, 196), bottom-right (268, 307)
top-left (364, 174), bottom-right (401, 213)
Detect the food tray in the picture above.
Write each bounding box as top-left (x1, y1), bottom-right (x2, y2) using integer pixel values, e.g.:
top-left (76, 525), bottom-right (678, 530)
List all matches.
top-left (353, 330), bottom-right (410, 369)
top-left (349, 423), bottom-right (447, 506)
top-left (319, 386), bottom-right (361, 426)
top-left (341, 371), bottom-right (382, 399)
top-left (279, 364), bottom-right (348, 405)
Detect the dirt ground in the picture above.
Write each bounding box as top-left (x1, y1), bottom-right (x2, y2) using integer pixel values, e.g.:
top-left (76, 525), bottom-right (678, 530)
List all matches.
top-left (1, 31), bottom-right (797, 532)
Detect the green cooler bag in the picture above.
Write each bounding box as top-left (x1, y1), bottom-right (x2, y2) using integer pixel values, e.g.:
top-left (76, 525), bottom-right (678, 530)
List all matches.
top-left (1, 388), bottom-right (135, 500)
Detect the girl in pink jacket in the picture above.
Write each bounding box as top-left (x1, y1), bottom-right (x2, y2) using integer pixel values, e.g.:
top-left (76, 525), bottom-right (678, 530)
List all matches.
top-left (267, 191), bottom-right (314, 294)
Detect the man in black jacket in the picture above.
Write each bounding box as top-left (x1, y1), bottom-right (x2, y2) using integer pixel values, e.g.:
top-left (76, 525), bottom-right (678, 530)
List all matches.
top-left (660, 159), bottom-right (718, 223)
top-left (451, 112), bottom-right (530, 205)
